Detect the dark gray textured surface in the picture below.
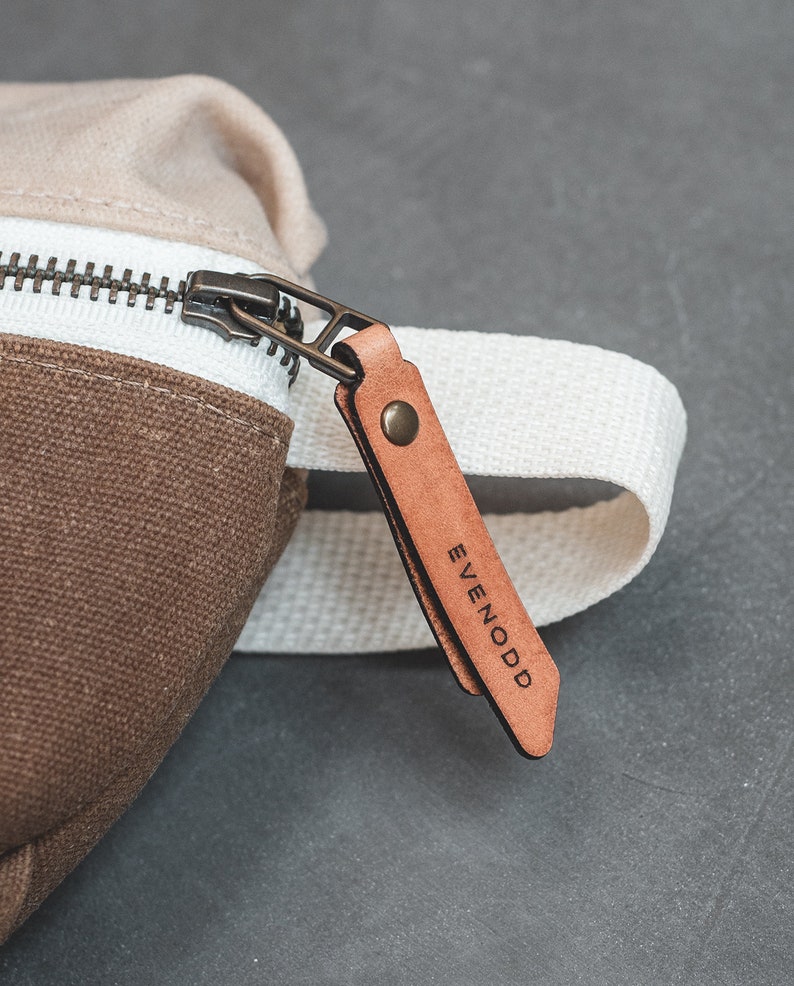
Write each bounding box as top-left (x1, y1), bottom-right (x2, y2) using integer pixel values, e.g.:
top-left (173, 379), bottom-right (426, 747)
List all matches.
top-left (1, 1), bottom-right (791, 983)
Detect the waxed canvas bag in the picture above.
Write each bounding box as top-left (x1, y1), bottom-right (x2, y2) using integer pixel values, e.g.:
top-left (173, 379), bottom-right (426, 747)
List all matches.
top-left (0, 76), bottom-right (686, 941)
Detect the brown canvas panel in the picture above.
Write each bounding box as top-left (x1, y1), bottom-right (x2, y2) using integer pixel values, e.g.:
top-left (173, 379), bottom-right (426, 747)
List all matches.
top-left (0, 333), bottom-right (306, 941)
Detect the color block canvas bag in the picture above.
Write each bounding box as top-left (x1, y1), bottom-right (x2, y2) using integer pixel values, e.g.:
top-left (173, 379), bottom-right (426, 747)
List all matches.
top-left (0, 76), bottom-right (686, 940)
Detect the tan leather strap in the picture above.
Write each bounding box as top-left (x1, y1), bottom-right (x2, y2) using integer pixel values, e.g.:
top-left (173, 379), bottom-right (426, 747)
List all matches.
top-left (333, 324), bottom-right (559, 758)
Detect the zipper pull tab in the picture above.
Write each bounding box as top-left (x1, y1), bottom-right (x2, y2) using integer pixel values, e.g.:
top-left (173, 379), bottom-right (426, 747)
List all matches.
top-left (332, 324), bottom-right (559, 758)
top-left (182, 272), bottom-right (560, 757)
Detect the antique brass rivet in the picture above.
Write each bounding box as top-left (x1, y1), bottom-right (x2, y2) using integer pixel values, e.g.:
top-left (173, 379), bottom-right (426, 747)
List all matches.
top-left (381, 400), bottom-right (420, 446)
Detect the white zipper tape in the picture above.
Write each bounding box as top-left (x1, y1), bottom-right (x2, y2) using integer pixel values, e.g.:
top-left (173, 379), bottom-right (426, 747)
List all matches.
top-left (0, 217), bottom-right (291, 412)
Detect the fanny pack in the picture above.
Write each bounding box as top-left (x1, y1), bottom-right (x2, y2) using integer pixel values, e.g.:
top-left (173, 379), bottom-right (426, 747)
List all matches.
top-left (0, 75), bottom-right (686, 941)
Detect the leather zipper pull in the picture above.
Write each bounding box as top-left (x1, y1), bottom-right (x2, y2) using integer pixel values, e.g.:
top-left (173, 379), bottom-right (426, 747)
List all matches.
top-left (182, 271), bottom-right (559, 756)
top-left (333, 323), bottom-right (559, 758)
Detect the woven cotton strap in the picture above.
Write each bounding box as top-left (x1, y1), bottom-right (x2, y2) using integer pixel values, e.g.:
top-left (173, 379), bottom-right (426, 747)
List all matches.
top-left (237, 326), bottom-right (687, 653)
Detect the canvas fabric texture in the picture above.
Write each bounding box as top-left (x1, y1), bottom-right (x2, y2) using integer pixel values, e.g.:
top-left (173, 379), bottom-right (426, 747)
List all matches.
top-left (0, 75), bottom-right (327, 279)
top-left (0, 76), bottom-right (320, 941)
top-left (0, 335), bottom-right (306, 941)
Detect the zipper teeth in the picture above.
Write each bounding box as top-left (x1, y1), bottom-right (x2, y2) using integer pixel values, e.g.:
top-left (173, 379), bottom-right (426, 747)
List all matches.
top-left (0, 251), bottom-right (184, 312)
top-left (0, 250), bottom-right (305, 385)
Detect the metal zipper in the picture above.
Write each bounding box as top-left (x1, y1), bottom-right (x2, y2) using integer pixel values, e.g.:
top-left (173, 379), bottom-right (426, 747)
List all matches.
top-left (0, 250), bottom-right (187, 310)
top-left (0, 251), bottom-right (306, 383)
top-left (181, 270), bottom-right (379, 384)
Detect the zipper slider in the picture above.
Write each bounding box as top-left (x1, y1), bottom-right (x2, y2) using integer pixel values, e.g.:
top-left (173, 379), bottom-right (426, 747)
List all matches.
top-left (182, 271), bottom-right (560, 758)
top-left (182, 270), bottom-right (378, 383)
top-left (181, 270), bottom-right (281, 343)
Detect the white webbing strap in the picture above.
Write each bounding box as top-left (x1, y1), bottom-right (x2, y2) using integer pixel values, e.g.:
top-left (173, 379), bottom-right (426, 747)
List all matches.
top-left (237, 326), bottom-right (687, 653)
top-left (0, 220), bottom-right (685, 652)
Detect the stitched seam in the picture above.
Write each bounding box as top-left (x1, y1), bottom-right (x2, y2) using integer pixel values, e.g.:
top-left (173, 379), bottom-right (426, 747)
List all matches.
top-left (0, 188), bottom-right (274, 258)
top-left (0, 353), bottom-right (287, 446)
